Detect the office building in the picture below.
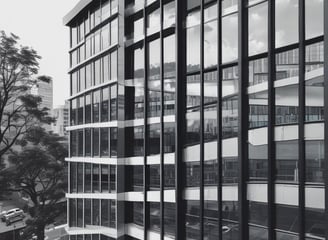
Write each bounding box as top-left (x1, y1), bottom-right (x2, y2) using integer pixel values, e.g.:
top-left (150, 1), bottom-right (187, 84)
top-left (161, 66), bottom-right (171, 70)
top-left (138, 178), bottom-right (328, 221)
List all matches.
top-left (52, 101), bottom-right (70, 137)
top-left (64, 0), bottom-right (328, 239)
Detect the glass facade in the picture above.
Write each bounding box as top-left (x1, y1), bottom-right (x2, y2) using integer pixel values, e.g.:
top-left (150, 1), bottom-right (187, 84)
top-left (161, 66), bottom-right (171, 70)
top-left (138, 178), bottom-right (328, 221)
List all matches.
top-left (66, 0), bottom-right (327, 239)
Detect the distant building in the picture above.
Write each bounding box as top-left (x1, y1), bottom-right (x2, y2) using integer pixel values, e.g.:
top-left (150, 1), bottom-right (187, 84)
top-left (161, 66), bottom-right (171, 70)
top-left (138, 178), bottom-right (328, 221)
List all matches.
top-left (52, 101), bottom-right (69, 137)
top-left (30, 79), bottom-right (53, 131)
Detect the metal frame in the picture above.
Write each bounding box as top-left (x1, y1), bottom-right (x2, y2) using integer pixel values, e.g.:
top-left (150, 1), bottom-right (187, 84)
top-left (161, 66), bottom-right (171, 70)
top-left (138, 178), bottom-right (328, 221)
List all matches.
top-left (143, 3), bottom-right (149, 239)
top-left (267, 0), bottom-right (276, 240)
top-left (217, 0), bottom-right (223, 239)
top-left (159, 0), bottom-right (164, 238)
top-left (200, 0), bottom-right (205, 238)
top-left (175, 0), bottom-right (186, 239)
top-left (238, 0), bottom-right (249, 239)
top-left (324, 0), bottom-right (328, 239)
top-left (298, 0), bottom-right (306, 239)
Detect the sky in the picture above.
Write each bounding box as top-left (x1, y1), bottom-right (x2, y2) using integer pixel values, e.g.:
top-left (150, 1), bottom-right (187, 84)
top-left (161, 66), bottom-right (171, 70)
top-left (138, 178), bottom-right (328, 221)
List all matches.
top-left (0, 0), bottom-right (80, 106)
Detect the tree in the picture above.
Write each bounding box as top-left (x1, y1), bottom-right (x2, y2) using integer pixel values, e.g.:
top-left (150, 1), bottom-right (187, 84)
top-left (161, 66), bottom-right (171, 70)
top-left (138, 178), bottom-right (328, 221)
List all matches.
top-left (0, 31), bottom-right (53, 163)
top-left (3, 126), bottom-right (67, 240)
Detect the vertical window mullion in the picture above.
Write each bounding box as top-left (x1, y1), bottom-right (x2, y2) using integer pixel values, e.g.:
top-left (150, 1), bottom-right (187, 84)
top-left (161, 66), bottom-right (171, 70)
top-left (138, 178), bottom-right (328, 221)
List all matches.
top-left (267, 0), bottom-right (276, 239)
top-left (238, 0), bottom-right (249, 239)
top-left (200, 0), bottom-right (205, 239)
top-left (324, 0), bottom-right (328, 238)
top-left (217, 0), bottom-right (223, 239)
top-left (160, 0), bottom-right (164, 239)
top-left (298, 0), bottom-right (306, 239)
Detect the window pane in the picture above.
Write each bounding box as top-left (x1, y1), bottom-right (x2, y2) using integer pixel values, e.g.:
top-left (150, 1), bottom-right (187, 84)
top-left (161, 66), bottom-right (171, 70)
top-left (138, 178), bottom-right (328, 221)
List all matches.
top-left (103, 55), bottom-right (110, 82)
top-left (95, 30), bottom-right (101, 53)
top-left (305, 0), bottom-right (323, 39)
top-left (101, 24), bottom-right (110, 49)
top-left (222, 12), bottom-right (238, 63)
top-left (95, 59), bottom-right (101, 86)
top-left (148, 164), bottom-right (160, 191)
top-left (275, 0), bottom-right (298, 48)
top-left (92, 199), bottom-right (100, 225)
top-left (100, 128), bottom-right (109, 156)
top-left (92, 165), bottom-right (100, 193)
top-left (111, 18), bottom-right (118, 45)
top-left (85, 163), bottom-right (92, 192)
top-left (85, 94), bottom-right (92, 123)
top-left (185, 74), bottom-right (200, 145)
top-left (147, 8), bottom-right (160, 36)
top-left (305, 42), bottom-right (324, 122)
top-left (93, 128), bottom-right (100, 156)
top-left (164, 34), bottom-right (176, 116)
top-left (93, 90), bottom-right (101, 122)
top-left (101, 165), bottom-right (109, 192)
top-left (276, 140), bottom-right (299, 182)
top-left (110, 84), bottom-right (117, 120)
top-left (148, 39), bottom-right (161, 118)
top-left (186, 11), bottom-right (200, 72)
top-left (305, 140), bottom-right (324, 183)
top-left (163, 1), bottom-right (176, 28)
top-left (110, 51), bottom-right (117, 81)
top-left (85, 128), bottom-right (92, 156)
top-left (204, 4), bottom-right (218, 69)
top-left (78, 96), bottom-right (84, 125)
top-left (248, 2), bottom-right (268, 56)
top-left (275, 49), bottom-right (299, 125)
top-left (101, 87), bottom-right (109, 122)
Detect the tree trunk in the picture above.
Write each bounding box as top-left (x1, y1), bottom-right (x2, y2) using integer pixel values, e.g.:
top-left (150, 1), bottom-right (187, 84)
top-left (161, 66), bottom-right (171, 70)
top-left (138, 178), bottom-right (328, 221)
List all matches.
top-left (36, 224), bottom-right (45, 240)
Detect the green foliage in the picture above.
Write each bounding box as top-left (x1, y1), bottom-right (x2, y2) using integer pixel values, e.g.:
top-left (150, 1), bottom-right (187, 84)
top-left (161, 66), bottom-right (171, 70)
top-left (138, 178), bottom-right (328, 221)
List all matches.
top-left (4, 126), bottom-right (67, 240)
top-left (0, 31), bottom-right (54, 161)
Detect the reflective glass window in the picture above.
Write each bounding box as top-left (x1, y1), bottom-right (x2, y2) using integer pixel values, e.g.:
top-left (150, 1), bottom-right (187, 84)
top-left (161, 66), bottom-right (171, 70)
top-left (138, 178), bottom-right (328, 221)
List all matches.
top-left (163, 1), bottom-right (176, 28)
top-left (100, 128), bottom-right (109, 156)
top-left (77, 96), bottom-right (84, 125)
top-left (103, 55), bottom-right (110, 82)
top-left (186, 11), bottom-right (200, 72)
top-left (248, 2), bottom-right (268, 56)
top-left (93, 128), bottom-right (100, 156)
top-left (186, 74), bottom-right (201, 145)
top-left (276, 140), bottom-right (299, 182)
top-left (92, 164), bottom-right (100, 193)
top-left (275, 0), bottom-right (298, 48)
top-left (111, 18), bottom-right (118, 45)
top-left (101, 24), bottom-right (110, 50)
top-left (85, 163), bottom-right (92, 192)
top-left (101, 87), bottom-right (109, 122)
top-left (92, 199), bottom-right (100, 225)
top-left (95, 59), bottom-right (101, 86)
top-left (110, 84), bottom-right (117, 120)
top-left (305, 42), bottom-right (324, 122)
top-left (305, 0), bottom-right (323, 39)
top-left (93, 90), bottom-right (101, 122)
top-left (95, 30), bottom-right (101, 54)
top-left (85, 128), bottom-right (92, 156)
top-left (148, 39), bottom-right (161, 118)
top-left (204, 3), bottom-right (218, 69)
top-left (164, 34), bottom-right (176, 116)
top-left (222, 11), bottom-right (238, 63)
top-left (149, 202), bottom-right (160, 232)
top-left (110, 50), bottom-right (117, 80)
top-left (85, 94), bottom-right (92, 123)
top-left (101, 165), bottom-right (109, 192)
top-left (147, 8), bottom-right (160, 35)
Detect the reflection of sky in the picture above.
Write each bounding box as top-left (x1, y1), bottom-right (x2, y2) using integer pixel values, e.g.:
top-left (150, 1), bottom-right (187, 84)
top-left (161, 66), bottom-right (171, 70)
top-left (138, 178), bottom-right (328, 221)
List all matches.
top-left (305, 0), bottom-right (323, 39)
top-left (276, 0), bottom-right (299, 48)
top-left (249, 2), bottom-right (268, 56)
top-left (164, 1), bottom-right (176, 28)
top-left (222, 13), bottom-right (238, 63)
